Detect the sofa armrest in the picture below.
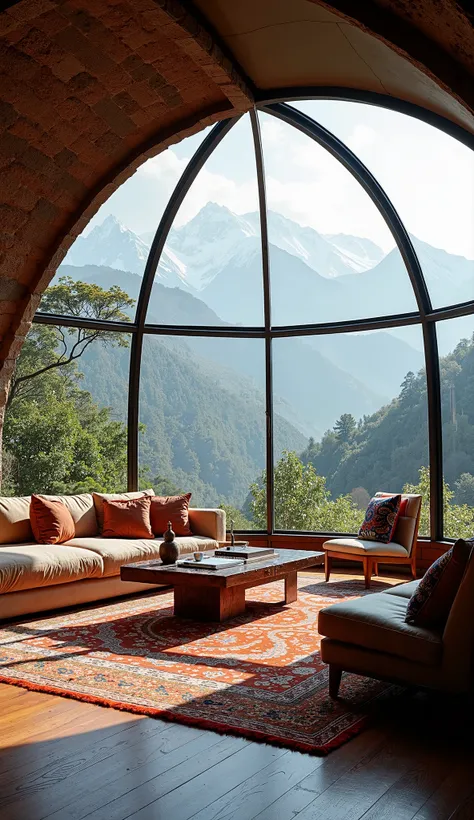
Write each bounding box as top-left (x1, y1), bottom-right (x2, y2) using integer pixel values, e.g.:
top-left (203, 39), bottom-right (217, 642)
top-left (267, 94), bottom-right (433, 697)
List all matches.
top-left (188, 508), bottom-right (226, 542)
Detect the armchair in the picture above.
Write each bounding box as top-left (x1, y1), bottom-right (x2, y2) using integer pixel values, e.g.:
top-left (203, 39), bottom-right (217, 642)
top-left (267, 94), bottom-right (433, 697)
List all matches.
top-left (323, 492), bottom-right (422, 588)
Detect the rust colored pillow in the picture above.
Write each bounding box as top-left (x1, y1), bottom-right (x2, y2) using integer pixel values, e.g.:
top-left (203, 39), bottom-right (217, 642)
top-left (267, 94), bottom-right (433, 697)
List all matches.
top-left (150, 493), bottom-right (192, 536)
top-left (102, 497), bottom-right (154, 538)
top-left (30, 495), bottom-right (75, 544)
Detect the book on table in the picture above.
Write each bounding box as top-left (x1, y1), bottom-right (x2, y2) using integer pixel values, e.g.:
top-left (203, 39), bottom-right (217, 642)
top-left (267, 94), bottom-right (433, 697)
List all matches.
top-left (177, 556), bottom-right (245, 571)
top-left (214, 546), bottom-right (275, 561)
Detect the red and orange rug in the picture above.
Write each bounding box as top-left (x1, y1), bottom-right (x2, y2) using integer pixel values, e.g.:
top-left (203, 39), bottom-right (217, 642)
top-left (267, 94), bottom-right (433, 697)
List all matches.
top-left (0, 576), bottom-right (402, 755)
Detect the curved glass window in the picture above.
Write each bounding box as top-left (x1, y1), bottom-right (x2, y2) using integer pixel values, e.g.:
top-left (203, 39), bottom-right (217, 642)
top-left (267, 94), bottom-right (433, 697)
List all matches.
top-left (145, 116), bottom-right (264, 327)
top-left (259, 110), bottom-right (417, 325)
top-left (293, 101), bottom-right (474, 310)
top-left (11, 100), bottom-right (474, 543)
top-left (42, 128), bottom-right (211, 318)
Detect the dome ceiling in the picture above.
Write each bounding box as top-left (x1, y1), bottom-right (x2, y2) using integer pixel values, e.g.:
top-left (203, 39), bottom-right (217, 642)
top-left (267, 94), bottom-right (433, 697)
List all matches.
top-left (195, 0), bottom-right (474, 134)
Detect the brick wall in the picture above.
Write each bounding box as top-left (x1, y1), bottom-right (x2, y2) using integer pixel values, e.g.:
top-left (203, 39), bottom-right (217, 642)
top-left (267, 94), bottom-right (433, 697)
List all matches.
top-left (0, 0), bottom-right (252, 424)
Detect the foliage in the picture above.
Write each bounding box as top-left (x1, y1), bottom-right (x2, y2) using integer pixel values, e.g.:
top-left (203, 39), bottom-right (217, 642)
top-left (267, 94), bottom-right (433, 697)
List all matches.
top-left (218, 504), bottom-right (254, 531)
top-left (334, 413), bottom-right (356, 443)
top-left (8, 277), bottom-right (134, 409)
top-left (454, 473), bottom-right (474, 507)
top-left (2, 278), bottom-right (134, 496)
top-left (250, 450), bottom-right (361, 532)
top-left (403, 466), bottom-right (474, 540)
top-left (301, 333), bottom-right (474, 538)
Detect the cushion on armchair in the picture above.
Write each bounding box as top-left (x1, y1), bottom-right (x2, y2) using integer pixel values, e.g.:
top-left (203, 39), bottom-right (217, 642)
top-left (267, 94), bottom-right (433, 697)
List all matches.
top-left (405, 539), bottom-right (472, 629)
top-left (358, 494), bottom-right (401, 543)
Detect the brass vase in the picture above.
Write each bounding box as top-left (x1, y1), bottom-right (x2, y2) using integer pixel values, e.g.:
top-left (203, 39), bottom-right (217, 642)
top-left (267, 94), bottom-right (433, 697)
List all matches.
top-left (159, 521), bottom-right (179, 564)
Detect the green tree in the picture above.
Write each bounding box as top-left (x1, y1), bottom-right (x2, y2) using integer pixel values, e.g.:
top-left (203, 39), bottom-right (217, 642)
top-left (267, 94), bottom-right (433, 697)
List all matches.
top-left (250, 450), bottom-right (361, 532)
top-left (454, 472), bottom-right (474, 507)
top-left (334, 413), bottom-right (356, 443)
top-left (2, 278), bottom-right (135, 495)
top-left (219, 503), bottom-right (253, 531)
top-left (403, 466), bottom-right (474, 539)
top-left (8, 277), bottom-right (134, 409)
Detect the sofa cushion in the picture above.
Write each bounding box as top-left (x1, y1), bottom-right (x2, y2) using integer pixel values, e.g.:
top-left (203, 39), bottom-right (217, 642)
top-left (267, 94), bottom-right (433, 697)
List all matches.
top-left (0, 496), bottom-right (33, 544)
top-left (93, 490), bottom-right (154, 532)
top-left (384, 580), bottom-right (420, 599)
top-left (406, 540), bottom-right (472, 629)
top-left (102, 497), bottom-right (154, 539)
top-left (30, 495), bottom-right (76, 544)
top-left (318, 591), bottom-right (442, 666)
top-left (323, 537), bottom-right (408, 557)
top-left (358, 494), bottom-right (401, 543)
top-left (64, 535), bottom-right (217, 577)
top-left (150, 493), bottom-right (192, 536)
top-left (0, 543), bottom-right (103, 594)
top-left (43, 493), bottom-right (98, 537)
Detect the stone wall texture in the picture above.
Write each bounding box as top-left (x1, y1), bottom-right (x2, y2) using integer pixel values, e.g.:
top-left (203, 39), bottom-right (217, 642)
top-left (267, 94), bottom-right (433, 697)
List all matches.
top-left (0, 0), bottom-right (253, 400)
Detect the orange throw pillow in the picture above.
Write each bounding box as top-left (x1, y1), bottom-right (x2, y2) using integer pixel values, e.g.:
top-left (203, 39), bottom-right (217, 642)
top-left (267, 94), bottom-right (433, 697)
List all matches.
top-left (102, 497), bottom-right (153, 538)
top-left (150, 493), bottom-right (192, 536)
top-left (30, 495), bottom-right (75, 544)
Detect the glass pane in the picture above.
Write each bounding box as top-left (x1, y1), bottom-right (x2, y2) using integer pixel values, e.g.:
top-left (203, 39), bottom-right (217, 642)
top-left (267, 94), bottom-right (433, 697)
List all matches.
top-left (258, 110), bottom-right (417, 326)
top-left (145, 115), bottom-right (264, 327)
top-left (294, 101), bottom-right (474, 309)
top-left (2, 324), bottom-right (131, 496)
top-left (437, 316), bottom-right (474, 538)
top-left (139, 335), bottom-right (273, 529)
top-left (43, 128), bottom-right (211, 317)
top-left (272, 327), bottom-right (428, 533)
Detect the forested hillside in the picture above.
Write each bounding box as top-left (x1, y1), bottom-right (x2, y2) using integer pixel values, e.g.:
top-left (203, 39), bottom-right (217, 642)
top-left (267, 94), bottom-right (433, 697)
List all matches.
top-left (81, 336), bottom-right (306, 507)
top-left (302, 333), bottom-right (474, 509)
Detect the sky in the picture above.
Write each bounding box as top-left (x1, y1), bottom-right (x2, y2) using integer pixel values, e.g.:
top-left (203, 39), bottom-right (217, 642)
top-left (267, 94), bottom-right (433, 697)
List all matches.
top-left (84, 101), bottom-right (474, 262)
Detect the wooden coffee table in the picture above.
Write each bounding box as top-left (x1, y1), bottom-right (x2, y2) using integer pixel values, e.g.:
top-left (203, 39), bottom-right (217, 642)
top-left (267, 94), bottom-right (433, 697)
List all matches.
top-left (121, 549), bottom-right (324, 622)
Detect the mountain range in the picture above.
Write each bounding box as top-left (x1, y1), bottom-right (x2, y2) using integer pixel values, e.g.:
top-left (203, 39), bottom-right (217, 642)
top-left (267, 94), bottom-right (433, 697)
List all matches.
top-left (65, 204), bottom-right (473, 331)
top-left (53, 203), bottom-right (474, 505)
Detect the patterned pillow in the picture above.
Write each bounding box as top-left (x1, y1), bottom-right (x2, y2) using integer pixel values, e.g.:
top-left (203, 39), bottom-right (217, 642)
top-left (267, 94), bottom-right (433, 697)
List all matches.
top-left (358, 494), bottom-right (401, 543)
top-left (405, 539), bottom-right (472, 629)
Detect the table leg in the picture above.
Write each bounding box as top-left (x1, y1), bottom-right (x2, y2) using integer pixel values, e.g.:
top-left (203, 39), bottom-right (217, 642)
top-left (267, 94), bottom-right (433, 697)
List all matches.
top-left (174, 585), bottom-right (246, 622)
top-left (285, 571), bottom-right (298, 604)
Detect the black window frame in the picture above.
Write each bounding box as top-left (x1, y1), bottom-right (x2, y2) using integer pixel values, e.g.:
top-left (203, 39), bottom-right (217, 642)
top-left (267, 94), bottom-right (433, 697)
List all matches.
top-left (32, 91), bottom-right (474, 542)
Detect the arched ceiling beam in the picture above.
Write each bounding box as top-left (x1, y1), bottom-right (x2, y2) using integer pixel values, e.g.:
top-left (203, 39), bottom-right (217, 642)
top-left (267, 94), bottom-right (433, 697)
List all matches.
top-left (309, 0), bottom-right (474, 117)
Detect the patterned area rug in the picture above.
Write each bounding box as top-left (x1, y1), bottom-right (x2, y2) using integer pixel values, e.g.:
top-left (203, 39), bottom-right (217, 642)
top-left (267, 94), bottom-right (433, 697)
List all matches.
top-left (0, 576), bottom-right (402, 755)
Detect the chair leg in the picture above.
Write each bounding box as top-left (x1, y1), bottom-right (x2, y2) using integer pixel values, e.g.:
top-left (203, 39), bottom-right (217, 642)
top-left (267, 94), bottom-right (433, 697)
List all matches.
top-left (363, 557), bottom-right (371, 589)
top-left (329, 665), bottom-right (343, 698)
top-left (411, 555), bottom-right (417, 580)
top-left (325, 553), bottom-right (332, 582)
top-left (373, 561), bottom-right (379, 576)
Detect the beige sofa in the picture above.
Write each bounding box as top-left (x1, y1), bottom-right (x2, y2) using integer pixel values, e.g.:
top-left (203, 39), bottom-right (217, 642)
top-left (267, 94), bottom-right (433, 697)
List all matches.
top-left (0, 492), bottom-right (226, 620)
top-left (318, 545), bottom-right (474, 696)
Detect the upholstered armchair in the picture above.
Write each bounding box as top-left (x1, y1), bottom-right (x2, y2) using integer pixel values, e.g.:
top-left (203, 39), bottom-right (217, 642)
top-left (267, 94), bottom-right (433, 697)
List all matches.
top-left (318, 545), bottom-right (474, 697)
top-left (323, 493), bottom-right (422, 588)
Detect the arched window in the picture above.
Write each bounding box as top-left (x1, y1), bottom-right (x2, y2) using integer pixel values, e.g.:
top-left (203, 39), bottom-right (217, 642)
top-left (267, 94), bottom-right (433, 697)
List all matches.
top-left (6, 98), bottom-right (474, 542)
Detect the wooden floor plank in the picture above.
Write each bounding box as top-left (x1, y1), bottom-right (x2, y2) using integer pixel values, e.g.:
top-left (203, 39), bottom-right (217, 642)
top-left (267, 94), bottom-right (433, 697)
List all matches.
top-left (3, 721), bottom-right (229, 820)
top-left (188, 748), bottom-right (321, 820)
top-left (252, 728), bottom-right (387, 820)
top-left (0, 718), bottom-right (198, 810)
top-left (286, 736), bottom-right (419, 820)
top-left (411, 761), bottom-right (474, 820)
top-left (357, 747), bottom-right (457, 820)
top-left (123, 741), bottom-right (287, 820)
top-left (58, 734), bottom-right (250, 820)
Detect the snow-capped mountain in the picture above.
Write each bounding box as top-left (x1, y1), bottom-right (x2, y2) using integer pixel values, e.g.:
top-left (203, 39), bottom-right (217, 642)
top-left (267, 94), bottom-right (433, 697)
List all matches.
top-left (166, 203), bottom-right (260, 290)
top-left (323, 233), bottom-right (385, 272)
top-left (63, 204), bottom-right (473, 329)
top-left (69, 205), bottom-right (387, 291)
top-left (64, 215), bottom-right (150, 275)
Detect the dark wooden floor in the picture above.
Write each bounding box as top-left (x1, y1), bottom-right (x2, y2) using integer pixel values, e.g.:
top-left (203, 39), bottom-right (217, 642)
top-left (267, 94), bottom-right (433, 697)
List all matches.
top-left (1, 574), bottom-right (474, 820)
